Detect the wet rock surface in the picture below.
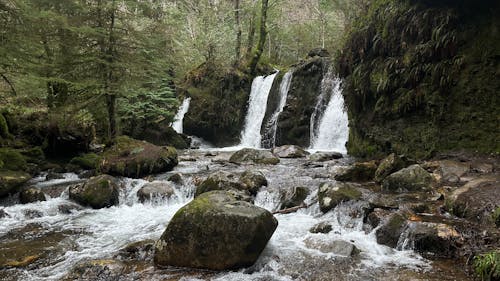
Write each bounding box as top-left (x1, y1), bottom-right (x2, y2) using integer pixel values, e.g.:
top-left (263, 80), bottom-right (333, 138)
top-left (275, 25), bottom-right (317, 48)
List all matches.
top-left (69, 175), bottom-right (120, 209)
top-left (272, 145), bottom-right (309, 158)
top-left (229, 148), bottom-right (280, 165)
top-left (382, 165), bottom-right (433, 192)
top-left (334, 161), bottom-right (377, 182)
top-left (137, 181), bottom-right (174, 203)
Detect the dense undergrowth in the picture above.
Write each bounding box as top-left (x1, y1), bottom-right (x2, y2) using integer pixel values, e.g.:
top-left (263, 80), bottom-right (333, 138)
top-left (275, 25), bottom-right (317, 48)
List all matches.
top-left (338, 0), bottom-right (500, 158)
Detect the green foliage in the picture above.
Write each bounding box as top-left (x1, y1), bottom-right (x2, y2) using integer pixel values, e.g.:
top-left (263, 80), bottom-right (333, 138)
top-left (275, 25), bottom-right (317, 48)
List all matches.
top-left (473, 251), bottom-right (500, 281)
top-left (70, 153), bottom-right (102, 170)
top-left (0, 148), bottom-right (28, 171)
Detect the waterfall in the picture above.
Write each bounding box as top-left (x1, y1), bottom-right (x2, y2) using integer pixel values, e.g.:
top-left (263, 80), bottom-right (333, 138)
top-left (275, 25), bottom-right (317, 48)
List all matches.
top-left (172, 97), bottom-right (191, 134)
top-left (240, 72), bottom-right (278, 148)
top-left (310, 71), bottom-right (349, 153)
top-left (261, 70), bottom-right (293, 148)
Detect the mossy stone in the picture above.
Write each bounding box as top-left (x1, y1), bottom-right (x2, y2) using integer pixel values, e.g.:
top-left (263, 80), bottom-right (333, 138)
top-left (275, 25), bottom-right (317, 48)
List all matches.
top-left (69, 175), bottom-right (120, 209)
top-left (0, 170), bottom-right (31, 197)
top-left (318, 182), bottom-right (362, 213)
top-left (0, 148), bottom-right (28, 171)
top-left (70, 153), bottom-right (102, 170)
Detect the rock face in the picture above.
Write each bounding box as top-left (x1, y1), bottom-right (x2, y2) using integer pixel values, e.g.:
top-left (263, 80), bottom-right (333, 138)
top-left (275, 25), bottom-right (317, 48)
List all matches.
top-left (0, 170), bottom-right (31, 198)
top-left (99, 136), bottom-right (178, 178)
top-left (272, 145), bottom-right (309, 158)
top-left (318, 182), bottom-right (362, 213)
top-left (446, 176), bottom-right (499, 223)
top-left (69, 175), bottom-right (120, 209)
top-left (374, 153), bottom-right (408, 183)
top-left (137, 182), bottom-right (175, 203)
top-left (239, 170), bottom-right (268, 195)
top-left (382, 165), bottom-right (433, 192)
top-left (229, 148), bottom-right (279, 165)
top-left (309, 152), bottom-right (343, 162)
top-left (334, 161), bottom-right (377, 182)
top-left (19, 188), bottom-right (46, 204)
top-left (154, 191), bottom-right (278, 270)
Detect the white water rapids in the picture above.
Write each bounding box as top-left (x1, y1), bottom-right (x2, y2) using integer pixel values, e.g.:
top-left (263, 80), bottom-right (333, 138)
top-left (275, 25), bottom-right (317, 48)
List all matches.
top-left (0, 151), bottom-right (435, 281)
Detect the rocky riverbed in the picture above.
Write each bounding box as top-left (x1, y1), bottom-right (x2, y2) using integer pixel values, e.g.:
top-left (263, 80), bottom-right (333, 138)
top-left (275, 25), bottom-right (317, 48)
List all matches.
top-left (0, 148), bottom-right (497, 280)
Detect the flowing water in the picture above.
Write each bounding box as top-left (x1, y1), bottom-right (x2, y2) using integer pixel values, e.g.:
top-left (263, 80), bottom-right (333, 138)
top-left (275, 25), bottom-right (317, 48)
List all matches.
top-left (240, 72), bottom-right (279, 148)
top-left (172, 97), bottom-right (192, 134)
top-left (261, 71), bottom-right (293, 148)
top-left (0, 149), bottom-right (471, 281)
top-left (309, 75), bottom-right (349, 153)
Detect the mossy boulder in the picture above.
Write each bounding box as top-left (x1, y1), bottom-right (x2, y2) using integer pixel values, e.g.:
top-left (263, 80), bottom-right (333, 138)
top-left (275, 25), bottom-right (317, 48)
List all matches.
top-left (334, 161), bottom-right (377, 182)
top-left (382, 165), bottom-right (433, 192)
top-left (229, 148), bottom-right (280, 165)
top-left (0, 170), bottom-right (31, 197)
top-left (272, 145), bottom-right (309, 158)
top-left (446, 176), bottom-right (499, 224)
top-left (309, 151), bottom-right (343, 162)
top-left (400, 222), bottom-right (461, 258)
top-left (239, 170), bottom-right (268, 195)
top-left (19, 187), bottom-right (46, 204)
top-left (154, 190), bottom-right (278, 270)
top-left (375, 213), bottom-right (407, 248)
top-left (70, 153), bottom-right (102, 170)
top-left (374, 153), bottom-right (409, 183)
top-left (137, 181), bottom-right (175, 203)
top-left (318, 182), bottom-right (362, 213)
top-left (69, 175), bottom-right (120, 209)
top-left (195, 171), bottom-right (246, 197)
top-left (280, 186), bottom-right (309, 210)
top-left (99, 136), bottom-right (178, 178)
top-left (0, 148), bottom-right (28, 171)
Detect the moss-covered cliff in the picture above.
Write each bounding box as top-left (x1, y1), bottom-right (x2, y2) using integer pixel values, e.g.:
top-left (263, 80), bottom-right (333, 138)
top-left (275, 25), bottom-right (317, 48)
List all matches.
top-left (338, 0), bottom-right (500, 159)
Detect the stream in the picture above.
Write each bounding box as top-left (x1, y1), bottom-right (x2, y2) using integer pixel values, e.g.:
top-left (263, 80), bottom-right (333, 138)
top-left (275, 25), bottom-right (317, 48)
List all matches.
top-left (0, 148), bottom-right (471, 280)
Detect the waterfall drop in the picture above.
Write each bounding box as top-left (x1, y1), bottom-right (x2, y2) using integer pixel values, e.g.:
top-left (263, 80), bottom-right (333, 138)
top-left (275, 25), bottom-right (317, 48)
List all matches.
top-left (172, 97), bottom-right (191, 134)
top-left (261, 70), bottom-right (293, 148)
top-left (310, 71), bottom-right (349, 153)
top-left (240, 72), bottom-right (278, 148)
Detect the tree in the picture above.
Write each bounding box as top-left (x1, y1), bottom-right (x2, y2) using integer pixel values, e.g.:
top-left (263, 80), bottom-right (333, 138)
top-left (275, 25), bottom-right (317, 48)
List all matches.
top-left (248, 0), bottom-right (269, 74)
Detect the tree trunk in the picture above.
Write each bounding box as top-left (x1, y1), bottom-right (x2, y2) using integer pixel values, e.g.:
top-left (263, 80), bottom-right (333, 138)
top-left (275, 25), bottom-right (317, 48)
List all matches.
top-left (234, 0), bottom-right (242, 64)
top-left (245, 4), bottom-right (257, 60)
top-left (248, 0), bottom-right (269, 74)
top-left (106, 94), bottom-right (117, 141)
top-left (105, 0), bottom-right (117, 141)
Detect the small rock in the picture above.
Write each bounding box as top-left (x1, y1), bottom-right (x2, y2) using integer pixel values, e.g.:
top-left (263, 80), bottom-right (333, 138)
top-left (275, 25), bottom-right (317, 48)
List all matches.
top-left (19, 187), bottom-right (46, 204)
top-left (137, 181), bottom-right (174, 203)
top-left (374, 153), bottom-right (408, 183)
top-left (116, 240), bottom-right (155, 261)
top-left (280, 186), bottom-right (309, 210)
top-left (58, 203), bottom-right (83, 214)
top-left (318, 182), bottom-right (362, 213)
top-left (309, 222), bottom-right (333, 234)
top-left (69, 175), bottom-right (120, 209)
top-left (382, 165), bottom-right (433, 192)
top-left (195, 171), bottom-right (246, 197)
top-left (309, 152), bottom-right (343, 162)
top-left (366, 208), bottom-right (392, 229)
top-left (63, 259), bottom-right (125, 281)
top-left (334, 161), bottom-right (377, 182)
top-left (23, 209), bottom-right (43, 219)
top-left (0, 209), bottom-right (10, 218)
top-left (229, 148), bottom-right (280, 165)
top-left (167, 173), bottom-right (183, 184)
top-left (400, 222), bottom-right (461, 258)
top-left (436, 160), bottom-right (470, 178)
top-left (304, 238), bottom-right (359, 257)
top-left (0, 170), bottom-right (31, 198)
top-left (375, 213), bottom-right (407, 248)
top-left (272, 145), bottom-right (309, 158)
top-left (239, 170), bottom-right (268, 195)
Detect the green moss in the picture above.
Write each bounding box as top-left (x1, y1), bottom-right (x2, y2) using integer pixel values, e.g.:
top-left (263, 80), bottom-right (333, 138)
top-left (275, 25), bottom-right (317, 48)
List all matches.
top-left (0, 159), bottom-right (3, 169)
top-left (473, 251), bottom-right (500, 281)
top-left (70, 153), bottom-right (102, 170)
top-left (0, 113), bottom-right (9, 138)
top-left (0, 148), bottom-right (28, 171)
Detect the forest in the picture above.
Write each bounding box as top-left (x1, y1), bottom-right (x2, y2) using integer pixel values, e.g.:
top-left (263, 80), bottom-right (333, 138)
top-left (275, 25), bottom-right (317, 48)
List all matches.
top-left (0, 0), bottom-right (499, 280)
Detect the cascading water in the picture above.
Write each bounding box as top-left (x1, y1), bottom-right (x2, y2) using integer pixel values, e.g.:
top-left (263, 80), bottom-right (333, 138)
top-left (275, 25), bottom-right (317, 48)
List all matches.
top-left (261, 70), bottom-right (293, 148)
top-left (240, 72), bottom-right (278, 148)
top-left (172, 97), bottom-right (191, 134)
top-left (310, 70), bottom-right (349, 153)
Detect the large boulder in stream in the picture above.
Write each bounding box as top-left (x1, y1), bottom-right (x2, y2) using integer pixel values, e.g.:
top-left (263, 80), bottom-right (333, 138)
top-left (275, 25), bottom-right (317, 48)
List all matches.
top-left (137, 181), bottom-right (175, 203)
top-left (69, 175), bottom-right (120, 209)
top-left (99, 136), bottom-right (178, 178)
top-left (19, 187), bottom-right (46, 204)
top-left (0, 170), bottom-right (31, 198)
top-left (309, 151), bottom-right (343, 162)
top-left (334, 161), bottom-right (377, 182)
top-left (318, 182), bottom-right (362, 213)
top-left (229, 148), bottom-right (280, 165)
top-left (195, 171), bottom-right (246, 197)
top-left (374, 153), bottom-right (409, 183)
top-left (272, 145), bottom-right (309, 158)
top-left (239, 170), bottom-right (268, 195)
top-left (382, 165), bottom-right (433, 192)
top-left (154, 190), bottom-right (278, 270)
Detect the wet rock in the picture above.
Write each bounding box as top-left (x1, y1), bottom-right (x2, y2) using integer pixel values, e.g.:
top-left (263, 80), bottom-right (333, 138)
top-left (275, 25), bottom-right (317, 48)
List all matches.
top-left (19, 187), bottom-right (46, 204)
top-left (441, 173), bottom-right (461, 185)
top-left (167, 173), bottom-right (183, 184)
top-left (272, 145), bottom-right (309, 158)
top-left (400, 222), bottom-right (461, 258)
top-left (366, 208), bottom-right (392, 229)
top-left (309, 151), bottom-right (343, 162)
top-left (69, 175), bottom-right (120, 209)
top-left (382, 165), bottom-right (433, 192)
top-left (334, 161), bottom-right (377, 182)
top-left (374, 153), bottom-right (408, 183)
top-left (0, 170), bottom-right (31, 198)
top-left (280, 186), bottom-right (309, 210)
top-left (23, 209), bottom-right (43, 218)
top-left (229, 148), bottom-right (280, 165)
top-left (376, 213), bottom-right (407, 248)
top-left (239, 170), bottom-right (268, 195)
top-left (116, 239), bottom-right (155, 261)
top-left (154, 190), bottom-right (278, 270)
top-left (446, 176), bottom-right (499, 223)
top-left (310, 222), bottom-right (333, 234)
top-left (69, 153), bottom-right (102, 170)
top-left (99, 136), bottom-right (178, 178)
top-left (318, 182), bottom-right (362, 213)
top-left (137, 181), bottom-right (174, 203)
top-left (0, 208), bottom-right (10, 218)
top-left (304, 238), bottom-right (359, 257)
top-left (436, 160), bottom-right (470, 178)
top-left (58, 203), bottom-right (83, 214)
top-left (195, 171), bottom-right (246, 197)
top-left (62, 259), bottom-right (125, 281)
